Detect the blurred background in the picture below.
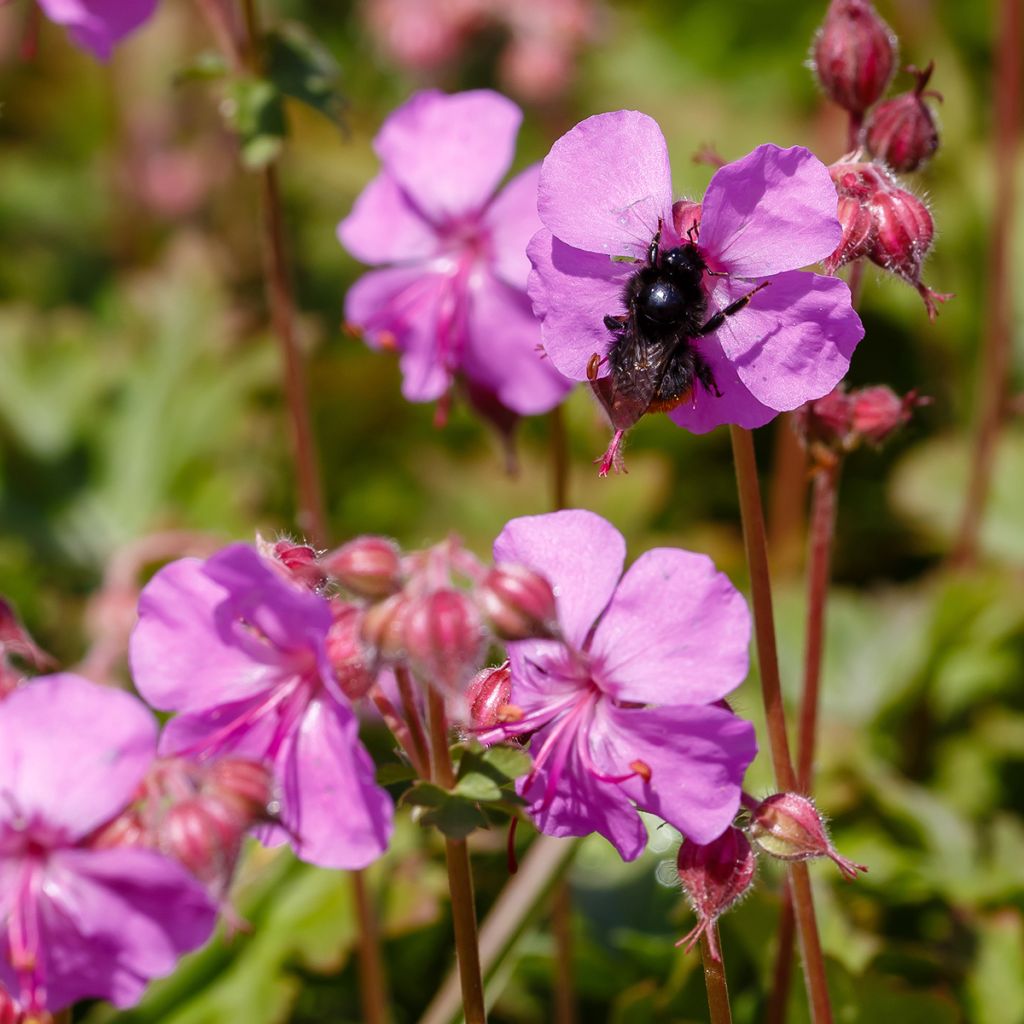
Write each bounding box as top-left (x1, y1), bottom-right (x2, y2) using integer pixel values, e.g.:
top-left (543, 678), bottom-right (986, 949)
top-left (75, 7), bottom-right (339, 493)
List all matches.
top-left (0, 0), bottom-right (1021, 1021)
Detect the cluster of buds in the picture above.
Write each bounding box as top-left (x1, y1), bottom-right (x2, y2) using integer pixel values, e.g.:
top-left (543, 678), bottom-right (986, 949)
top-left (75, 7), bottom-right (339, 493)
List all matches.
top-left (89, 756), bottom-right (275, 897)
top-left (262, 533), bottom-right (558, 717)
top-left (675, 793), bottom-right (865, 957)
top-left (827, 159), bottom-right (951, 319)
top-left (0, 598), bottom-right (54, 700)
top-left (795, 383), bottom-right (929, 465)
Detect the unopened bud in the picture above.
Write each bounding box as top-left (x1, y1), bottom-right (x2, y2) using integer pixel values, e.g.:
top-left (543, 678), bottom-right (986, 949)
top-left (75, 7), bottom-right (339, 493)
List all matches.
top-left (850, 386), bottom-right (928, 445)
top-left (256, 535), bottom-right (325, 590)
top-left (672, 199), bottom-right (702, 240)
top-left (325, 600), bottom-right (377, 699)
top-left (794, 387), bottom-right (855, 451)
top-left (204, 757), bottom-right (274, 822)
top-left (87, 808), bottom-right (147, 850)
top-left (360, 592), bottom-right (412, 660)
top-left (813, 0), bottom-right (897, 116)
top-left (163, 798), bottom-right (244, 887)
top-left (865, 62), bottom-right (941, 172)
top-left (825, 193), bottom-right (876, 273)
top-left (476, 564), bottom-right (558, 641)
top-left (404, 589), bottom-right (485, 695)
top-left (323, 536), bottom-right (403, 599)
top-left (675, 827), bottom-right (757, 960)
top-left (465, 663), bottom-right (513, 729)
top-left (0, 598), bottom-right (53, 674)
top-left (749, 792), bottom-right (867, 880)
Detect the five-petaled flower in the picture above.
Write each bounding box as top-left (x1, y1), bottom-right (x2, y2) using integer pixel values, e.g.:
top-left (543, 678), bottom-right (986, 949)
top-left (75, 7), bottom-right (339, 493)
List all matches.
top-left (36, 0), bottom-right (159, 60)
top-left (479, 510), bottom-right (757, 861)
top-left (130, 544), bottom-right (394, 871)
top-left (527, 111), bottom-right (864, 468)
top-left (0, 674), bottom-right (216, 1015)
top-left (338, 88), bottom-right (572, 426)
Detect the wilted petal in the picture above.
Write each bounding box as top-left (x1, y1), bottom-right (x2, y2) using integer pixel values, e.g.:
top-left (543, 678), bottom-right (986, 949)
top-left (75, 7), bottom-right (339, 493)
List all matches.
top-left (527, 229), bottom-right (631, 381)
top-left (538, 110), bottom-right (673, 258)
top-left (38, 0), bottom-right (158, 61)
top-left (494, 510), bottom-right (625, 649)
top-left (708, 271), bottom-right (862, 410)
top-left (0, 675), bottom-right (155, 840)
top-left (590, 550), bottom-right (750, 706)
top-left (594, 703), bottom-right (757, 845)
top-left (29, 847), bottom-right (216, 1010)
top-left (483, 164), bottom-right (543, 290)
top-left (337, 170), bottom-right (440, 265)
top-left (375, 90), bottom-right (522, 224)
top-left (699, 145), bottom-right (842, 277)
top-left (272, 699), bottom-right (393, 869)
top-left (463, 273), bottom-right (571, 415)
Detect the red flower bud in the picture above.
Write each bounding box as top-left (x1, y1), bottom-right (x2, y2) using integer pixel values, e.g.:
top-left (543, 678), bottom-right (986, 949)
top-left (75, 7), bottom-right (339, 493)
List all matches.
top-left (813, 0), bottom-right (897, 116)
top-left (749, 792), bottom-right (867, 880)
top-left (204, 757), bottom-right (275, 822)
top-left (476, 563), bottom-right (558, 641)
top-left (824, 193), bottom-right (876, 273)
top-left (865, 62), bottom-right (941, 172)
top-left (256, 535), bottom-right (326, 591)
top-left (325, 600), bottom-right (377, 699)
top-left (465, 663), bottom-right (513, 729)
top-left (675, 827), bottom-right (756, 961)
top-left (850, 386), bottom-right (928, 445)
top-left (162, 798), bottom-right (245, 887)
top-left (360, 592), bottom-right (412, 660)
top-left (86, 808), bottom-right (148, 851)
top-left (404, 589), bottom-right (485, 695)
top-left (671, 199), bottom-right (702, 241)
top-left (323, 536), bottom-right (403, 599)
top-left (794, 386), bottom-right (855, 451)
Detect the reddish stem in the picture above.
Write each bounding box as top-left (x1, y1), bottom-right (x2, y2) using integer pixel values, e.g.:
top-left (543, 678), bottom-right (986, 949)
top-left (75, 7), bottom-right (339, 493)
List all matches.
top-left (368, 683), bottom-right (427, 779)
top-left (700, 926), bottom-right (734, 1024)
top-left (351, 872), bottom-right (392, 1024)
top-left (395, 665), bottom-right (432, 782)
top-left (952, 0), bottom-right (1021, 566)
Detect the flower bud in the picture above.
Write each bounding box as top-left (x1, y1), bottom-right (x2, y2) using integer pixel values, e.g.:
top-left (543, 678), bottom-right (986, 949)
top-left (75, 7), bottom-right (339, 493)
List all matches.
top-left (325, 600), bottom-right (377, 699)
top-left (749, 792), bottom-right (866, 880)
top-left (824, 193), bottom-right (876, 273)
top-left (0, 597), bottom-right (54, 682)
top-left (794, 386), bottom-right (855, 451)
top-left (865, 62), bottom-right (941, 172)
top-left (675, 827), bottom-right (756, 960)
top-left (360, 592), bottom-right (412, 660)
top-left (162, 798), bottom-right (244, 887)
top-left (850, 385), bottom-right (928, 445)
top-left (476, 563), bottom-right (558, 641)
top-left (86, 807), bottom-right (148, 851)
top-left (671, 199), bottom-right (702, 240)
top-left (323, 536), bottom-right (403, 599)
top-left (812, 0), bottom-right (897, 116)
top-left (465, 663), bottom-right (513, 729)
top-left (404, 588), bottom-right (485, 695)
top-left (204, 757), bottom-right (274, 822)
top-left (256, 535), bottom-right (325, 591)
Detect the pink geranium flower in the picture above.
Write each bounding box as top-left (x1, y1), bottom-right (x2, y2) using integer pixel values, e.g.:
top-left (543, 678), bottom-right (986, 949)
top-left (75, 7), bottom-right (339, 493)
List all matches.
top-left (480, 510), bottom-right (757, 861)
top-left (338, 88), bottom-right (571, 422)
top-left (37, 0), bottom-right (158, 60)
top-left (528, 111), bottom-right (864, 455)
top-left (0, 674), bottom-right (216, 1015)
top-left (129, 544), bottom-right (394, 871)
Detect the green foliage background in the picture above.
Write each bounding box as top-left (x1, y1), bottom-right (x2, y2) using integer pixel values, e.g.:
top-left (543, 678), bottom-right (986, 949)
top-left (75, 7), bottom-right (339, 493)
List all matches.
top-left (0, 0), bottom-right (1022, 1020)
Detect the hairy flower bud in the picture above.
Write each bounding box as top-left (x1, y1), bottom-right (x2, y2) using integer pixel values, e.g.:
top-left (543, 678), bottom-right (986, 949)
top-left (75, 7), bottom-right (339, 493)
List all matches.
top-left (257, 535), bottom-right (326, 591)
top-left (794, 386), bottom-right (855, 452)
top-left (465, 663), bottom-right (514, 729)
top-left (850, 386), bottom-right (927, 445)
top-left (323, 536), bottom-right (403, 599)
top-left (825, 193), bottom-right (876, 273)
top-left (476, 563), bottom-right (558, 641)
top-left (325, 600), bottom-right (377, 699)
top-left (404, 589), bottom-right (485, 695)
top-left (813, 0), bottom-right (897, 116)
top-left (671, 199), bottom-right (702, 240)
top-left (360, 592), bottom-right (412, 660)
top-left (163, 798), bottom-right (245, 887)
top-left (865, 62), bottom-right (941, 172)
top-left (675, 827), bottom-right (756, 960)
top-left (749, 792), bottom-right (866, 880)
top-left (204, 757), bottom-right (275, 822)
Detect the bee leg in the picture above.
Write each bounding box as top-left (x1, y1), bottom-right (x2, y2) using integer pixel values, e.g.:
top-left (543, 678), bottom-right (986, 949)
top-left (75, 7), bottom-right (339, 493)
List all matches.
top-left (603, 314), bottom-right (628, 332)
top-left (694, 352), bottom-right (722, 398)
top-left (647, 219), bottom-right (663, 266)
top-left (697, 281), bottom-right (771, 336)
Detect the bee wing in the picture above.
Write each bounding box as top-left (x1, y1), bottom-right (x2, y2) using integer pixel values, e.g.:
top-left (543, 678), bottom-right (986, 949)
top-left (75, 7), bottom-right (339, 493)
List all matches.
top-left (592, 322), bottom-right (673, 431)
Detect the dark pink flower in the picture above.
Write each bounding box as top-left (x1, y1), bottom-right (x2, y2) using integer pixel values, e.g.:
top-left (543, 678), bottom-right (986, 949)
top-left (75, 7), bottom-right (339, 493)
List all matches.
top-left (129, 544), bottom-right (394, 870)
top-left (527, 112), bottom-right (864, 443)
top-left (0, 674), bottom-right (216, 1014)
top-left (480, 510), bottom-right (756, 861)
top-left (36, 0), bottom-right (158, 61)
top-left (338, 89), bottom-right (571, 420)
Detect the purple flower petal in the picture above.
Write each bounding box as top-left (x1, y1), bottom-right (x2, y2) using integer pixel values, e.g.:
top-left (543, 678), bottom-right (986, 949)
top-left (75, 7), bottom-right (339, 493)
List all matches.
top-left (337, 170), bottom-right (440, 266)
top-left (30, 847), bottom-right (216, 1010)
top-left (156, 693), bottom-right (279, 760)
top-left (495, 510), bottom-right (625, 649)
top-left (590, 550), bottom-right (751, 705)
top-left (520, 727), bottom-right (648, 860)
top-left (537, 111), bottom-right (673, 258)
top-left (38, 0), bottom-right (158, 61)
top-left (527, 229), bottom-right (631, 381)
top-left (594, 703), bottom-right (757, 844)
top-left (273, 699), bottom-right (394, 870)
top-left (483, 164), bottom-right (542, 290)
top-left (131, 558), bottom-right (283, 713)
top-left (463, 274), bottom-right (571, 415)
top-left (699, 145), bottom-right (842, 277)
top-left (0, 674), bottom-right (155, 840)
top-left (375, 90), bottom-right (522, 225)
top-left (707, 271), bottom-right (863, 410)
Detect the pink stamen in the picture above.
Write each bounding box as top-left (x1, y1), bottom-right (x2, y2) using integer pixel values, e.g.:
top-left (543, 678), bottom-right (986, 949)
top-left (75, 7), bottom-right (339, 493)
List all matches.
top-left (596, 430), bottom-right (627, 477)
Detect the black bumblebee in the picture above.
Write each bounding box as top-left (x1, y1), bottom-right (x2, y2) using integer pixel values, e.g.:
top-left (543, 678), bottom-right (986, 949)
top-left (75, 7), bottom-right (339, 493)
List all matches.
top-left (588, 223), bottom-right (768, 434)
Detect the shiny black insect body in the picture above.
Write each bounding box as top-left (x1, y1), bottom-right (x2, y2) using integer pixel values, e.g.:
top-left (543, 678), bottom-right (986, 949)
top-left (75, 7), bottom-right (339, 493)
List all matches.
top-left (589, 226), bottom-right (766, 432)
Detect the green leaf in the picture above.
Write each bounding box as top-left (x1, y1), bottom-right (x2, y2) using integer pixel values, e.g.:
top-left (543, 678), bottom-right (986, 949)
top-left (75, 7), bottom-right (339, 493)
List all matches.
top-left (400, 781), bottom-right (448, 809)
top-left (222, 76), bottom-right (286, 169)
top-left (376, 762), bottom-right (416, 786)
top-left (420, 795), bottom-right (489, 840)
top-left (174, 50), bottom-right (229, 84)
top-left (481, 744), bottom-right (533, 782)
top-left (455, 771), bottom-right (504, 803)
top-left (265, 21), bottom-right (345, 127)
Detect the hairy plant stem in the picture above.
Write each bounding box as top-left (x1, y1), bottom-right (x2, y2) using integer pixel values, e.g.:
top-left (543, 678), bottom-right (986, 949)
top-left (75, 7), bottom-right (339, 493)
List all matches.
top-left (396, 665), bottom-right (432, 780)
top-left (426, 688), bottom-right (487, 1024)
top-left (700, 928), bottom-right (734, 1024)
top-left (952, 0), bottom-right (1021, 567)
top-left (728, 425), bottom-right (833, 1024)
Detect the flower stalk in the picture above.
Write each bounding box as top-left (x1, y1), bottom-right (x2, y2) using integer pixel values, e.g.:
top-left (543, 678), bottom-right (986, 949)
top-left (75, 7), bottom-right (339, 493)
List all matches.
top-left (700, 927), bottom-right (733, 1024)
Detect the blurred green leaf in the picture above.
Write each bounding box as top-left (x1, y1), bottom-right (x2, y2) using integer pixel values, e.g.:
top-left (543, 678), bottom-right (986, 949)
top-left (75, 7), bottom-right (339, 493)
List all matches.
top-left (454, 771), bottom-right (504, 803)
top-left (174, 50), bottom-right (229, 83)
top-left (223, 76), bottom-right (287, 169)
top-left (265, 21), bottom-right (346, 127)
